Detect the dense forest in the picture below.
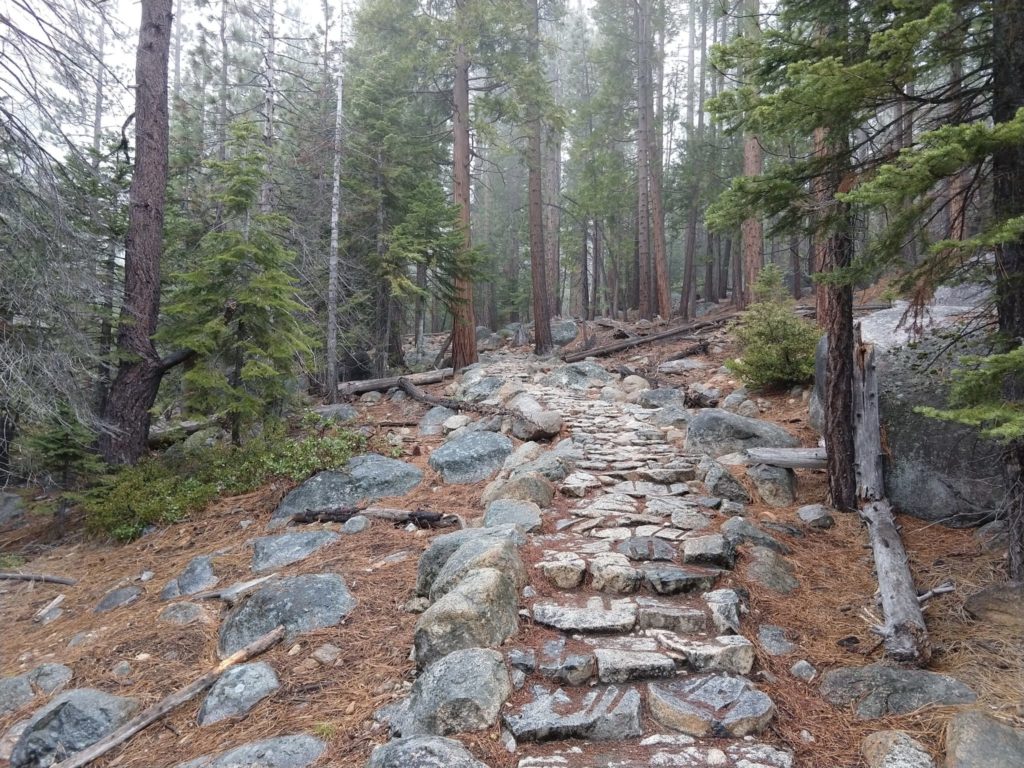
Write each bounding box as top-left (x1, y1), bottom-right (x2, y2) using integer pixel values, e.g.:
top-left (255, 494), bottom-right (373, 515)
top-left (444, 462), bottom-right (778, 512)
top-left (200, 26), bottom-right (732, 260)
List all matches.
top-left (1, 0), bottom-right (1022, 538)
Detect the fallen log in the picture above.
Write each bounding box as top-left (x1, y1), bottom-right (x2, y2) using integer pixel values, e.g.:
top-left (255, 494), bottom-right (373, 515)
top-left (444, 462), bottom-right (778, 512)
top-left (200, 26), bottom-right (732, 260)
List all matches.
top-left (33, 594), bottom-right (65, 622)
top-left (337, 368), bottom-right (453, 397)
top-left (742, 447), bottom-right (827, 469)
top-left (192, 573), bottom-right (278, 605)
top-left (561, 314), bottom-right (735, 363)
top-left (52, 626), bottom-right (285, 768)
top-left (397, 376), bottom-right (509, 416)
top-left (853, 326), bottom-right (931, 666)
top-left (660, 339), bottom-right (710, 363)
top-left (0, 572), bottom-right (77, 586)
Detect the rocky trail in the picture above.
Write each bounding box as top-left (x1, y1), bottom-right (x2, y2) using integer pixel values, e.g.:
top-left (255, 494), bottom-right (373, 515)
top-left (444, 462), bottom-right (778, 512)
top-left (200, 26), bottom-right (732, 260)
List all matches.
top-left (1, 329), bottom-right (1022, 768)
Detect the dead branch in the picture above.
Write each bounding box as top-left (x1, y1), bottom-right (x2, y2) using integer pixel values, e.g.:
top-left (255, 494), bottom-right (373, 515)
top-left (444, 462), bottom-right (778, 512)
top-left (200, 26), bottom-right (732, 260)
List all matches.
top-left (0, 572), bottom-right (77, 586)
top-left (33, 594), bottom-right (65, 621)
top-left (742, 447), bottom-right (828, 469)
top-left (561, 314), bottom-right (735, 363)
top-left (192, 573), bottom-right (278, 605)
top-left (52, 626), bottom-right (285, 768)
top-left (397, 377), bottom-right (509, 416)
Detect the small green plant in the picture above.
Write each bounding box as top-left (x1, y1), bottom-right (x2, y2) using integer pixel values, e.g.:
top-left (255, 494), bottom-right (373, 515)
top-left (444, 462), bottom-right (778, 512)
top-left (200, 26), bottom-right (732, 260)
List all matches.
top-left (312, 722), bottom-right (338, 739)
top-left (726, 264), bottom-right (821, 389)
top-left (81, 431), bottom-right (365, 541)
top-left (0, 553), bottom-right (26, 569)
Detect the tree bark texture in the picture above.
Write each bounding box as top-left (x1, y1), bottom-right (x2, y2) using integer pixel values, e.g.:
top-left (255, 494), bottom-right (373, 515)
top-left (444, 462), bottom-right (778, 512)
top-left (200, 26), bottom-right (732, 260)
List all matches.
top-left (527, 0), bottom-right (553, 354)
top-left (450, 23), bottom-right (477, 369)
top-left (100, 0), bottom-right (173, 465)
top-left (636, 1), bottom-right (653, 320)
top-left (325, 0), bottom-right (345, 402)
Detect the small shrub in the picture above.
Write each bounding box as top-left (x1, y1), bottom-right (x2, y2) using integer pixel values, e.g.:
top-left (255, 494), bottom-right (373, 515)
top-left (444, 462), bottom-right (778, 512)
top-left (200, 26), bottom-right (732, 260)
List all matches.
top-left (81, 430), bottom-right (365, 541)
top-left (726, 265), bottom-right (821, 389)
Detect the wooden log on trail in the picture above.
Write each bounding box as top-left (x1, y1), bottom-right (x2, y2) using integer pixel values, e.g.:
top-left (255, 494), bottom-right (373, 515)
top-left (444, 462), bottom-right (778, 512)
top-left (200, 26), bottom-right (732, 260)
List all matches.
top-left (337, 368), bottom-right (454, 397)
top-left (853, 325), bottom-right (931, 666)
top-left (52, 626), bottom-right (285, 768)
top-left (660, 339), bottom-right (710, 363)
top-left (561, 313), bottom-right (735, 363)
top-left (0, 572), bottom-right (77, 586)
top-left (742, 447), bottom-right (828, 469)
top-left (291, 505), bottom-right (457, 529)
top-left (397, 376), bottom-right (508, 416)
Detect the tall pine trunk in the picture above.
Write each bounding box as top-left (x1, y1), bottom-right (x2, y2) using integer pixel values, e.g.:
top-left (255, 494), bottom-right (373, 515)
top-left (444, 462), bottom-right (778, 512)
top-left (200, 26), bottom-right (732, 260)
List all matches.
top-left (739, 0), bottom-right (763, 307)
top-left (450, 15), bottom-right (477, 369)
top-left (527, 0), bottom-right (553, 354)
top-left (100, 0), bottom-right (173, 465)
top-left (325, 0), bottom-right (344, 402)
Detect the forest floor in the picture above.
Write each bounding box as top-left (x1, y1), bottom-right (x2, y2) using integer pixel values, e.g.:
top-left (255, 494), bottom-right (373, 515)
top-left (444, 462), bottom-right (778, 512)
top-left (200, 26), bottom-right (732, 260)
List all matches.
top-left (0, 312), bottom-right (1019, 768)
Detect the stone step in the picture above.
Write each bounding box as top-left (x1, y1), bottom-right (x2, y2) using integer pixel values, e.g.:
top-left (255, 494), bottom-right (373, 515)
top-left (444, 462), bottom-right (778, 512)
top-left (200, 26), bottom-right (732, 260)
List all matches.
top-left (503, 683), bottom-right (643, 743)
top-left (515, 736), bottom-right (794, 768)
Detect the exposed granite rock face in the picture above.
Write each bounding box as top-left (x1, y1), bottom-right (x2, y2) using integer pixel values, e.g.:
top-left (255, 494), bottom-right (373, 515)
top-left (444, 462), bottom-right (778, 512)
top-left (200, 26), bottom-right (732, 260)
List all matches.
top-left (648, 675), bottom-right (775, 737)
top-left (250, 531), bottom-right (339, 573)
top-left (366, 736), bottom-right (489, 768)
top-left (429, 432), bottom-right (514, 484)
top-left (174, 734), bottom-right (325, 768)
top-left (161, 555), bottom-right (219, 599)
top-left (503, 684), bottom-right (643, 742)
top-left (861, 730), bottom-right (936, 768)
top-left (945, 711), bottom-right (1024, 768)
top-left (197, 662), bottom-right (280, 725)
top-left (685, 410), bottom-right (799, 457)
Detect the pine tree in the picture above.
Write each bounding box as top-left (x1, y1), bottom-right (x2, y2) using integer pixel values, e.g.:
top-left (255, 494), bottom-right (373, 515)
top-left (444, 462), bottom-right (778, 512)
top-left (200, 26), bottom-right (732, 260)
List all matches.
top-left (160, 121), bottom-right (313, 444)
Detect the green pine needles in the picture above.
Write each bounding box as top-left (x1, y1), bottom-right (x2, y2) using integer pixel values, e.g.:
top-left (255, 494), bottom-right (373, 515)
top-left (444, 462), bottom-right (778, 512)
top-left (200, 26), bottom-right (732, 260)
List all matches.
top-left (160, 122), bottom-right (314, 442)
top-left (726, 265), bottom-right (821, 389)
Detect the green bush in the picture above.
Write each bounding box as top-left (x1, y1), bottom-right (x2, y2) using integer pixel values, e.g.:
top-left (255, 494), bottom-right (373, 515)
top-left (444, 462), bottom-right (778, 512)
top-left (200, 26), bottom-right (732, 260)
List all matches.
top-left (81, 430), bottom-right (365, 541)
top-left (726, 265), bottom-right (821, 389)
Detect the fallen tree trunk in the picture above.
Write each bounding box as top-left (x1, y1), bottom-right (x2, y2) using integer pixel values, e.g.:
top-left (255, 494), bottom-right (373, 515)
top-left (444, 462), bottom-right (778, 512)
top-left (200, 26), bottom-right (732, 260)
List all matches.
top-left (0, 572), bottom-right (77, 586)
top-left (742, 447), bottom-right (827, 469)
top-left (660, 339), bottom-right (710, 363)
top-left (292, 505), bottom-right (458, 529)
top-left (53, 626), bottom-right (285, 768)
top-left (337, 368), bottom-right (453, 397)
top-left (561, 314), bottom-right (734, 363)
top-left (397, 376), bottom-right (508, 416)
top-left (853, 327), bottom-right (931, 666)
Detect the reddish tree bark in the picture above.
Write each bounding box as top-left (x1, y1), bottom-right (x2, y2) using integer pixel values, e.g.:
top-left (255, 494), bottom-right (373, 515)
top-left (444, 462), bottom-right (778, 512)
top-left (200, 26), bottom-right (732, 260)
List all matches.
top-left (450, 24), bottom-right (477, 369)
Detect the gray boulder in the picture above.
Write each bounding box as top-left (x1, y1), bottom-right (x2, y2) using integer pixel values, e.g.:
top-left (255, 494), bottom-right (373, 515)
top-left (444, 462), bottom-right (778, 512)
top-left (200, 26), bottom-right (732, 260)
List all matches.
top-left (366, 736), bottom-right (489, 768)
top-left (798, 504), bottom-right (836, 529)
top-left (161, 555), bottom-right (219, 599)
top-left (10, 689), bottom-right (139, 768)
top-left (540, 361), bottom-right (614, 390)
top-left (703, 461), bottom-right (751, 504)
top-left (503, 684), bottom-right (642, 742)
top-left (748, 464), bottom-right (797, 507)
top-left (94, 585), bottom-right (142, 613)
top-left (945, 710), bottom-right (1024, 768)
top-left (250, 530), bottom-right (339, 573)
top-left (811, 300), bottom-right (1006, 525)
top-left (429, 432), bottom-right (513, 484)
top-left (413, 568), bottom-right (519, 667)
top-left (198, 662), bottom-right (279, 725)
top-left (269, 454), bottom-right (422, 529)
top-left (819, 664), bottom-right (976, 718)
top-left (743, 546), bottom-right (798, 594)
top-left (508, 394), bottom-right (563, 441)
top-left (862, 730), bottom-right (936, 768)
top-left (648, 674), bottom-right (775, 737)
top-left (311, 403), bottom-right (357, 424)
top-left (218, 573), bottom-right (356, 657)
top-left (429, 536), bottom-right (526, 600)
top-left (461, 376), bottom-right (503, 402)
top-left (400, 648), bottom-right (511, 736)
top-left (963, 581), bottom-right (1024, 632)
top-left (483, 499), bottom-right (542, 532)
top-left (723, 517), bottom-right (789, 553)
top-left (510, 452), bottom-right (573, 483)
top-left (481, 473), bottom-right (555, 507)
top-left (635, 388), bottom-right (685, 409)
top-left (550, 318), bottom-right (579, 346)
top-left (685, 410), bottom-right (800, 457)
top-left (159, 602), bottom-right (208, 626)
top-left (419, 406), bottom-right (456, 436)
top-left (0, 665), bottom-right (73, 717)
top-left (175, 734), bottom-right (325, 768)
top-left (415, 526), bottom-right (524, 597)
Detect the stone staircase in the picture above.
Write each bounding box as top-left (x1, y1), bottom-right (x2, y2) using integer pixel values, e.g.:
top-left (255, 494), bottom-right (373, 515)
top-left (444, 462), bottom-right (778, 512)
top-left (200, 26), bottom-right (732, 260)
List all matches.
top-left (469, 355), bottom-right (793, 768)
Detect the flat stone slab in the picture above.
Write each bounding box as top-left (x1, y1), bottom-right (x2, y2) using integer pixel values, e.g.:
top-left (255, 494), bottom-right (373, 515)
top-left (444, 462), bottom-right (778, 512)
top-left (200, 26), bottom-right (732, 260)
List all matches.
top-left (862, 730), bottom-right (936, 768)
top-left (533, 597), bottom-right (637, 633)
top-left (671, 636), bottom-right (755, 675)
top-left (218, 573), bottom-right (356, 657)
top-left (516, 738), bottom-right (794, 768)
top-left (161, 555), bottom-right (219, 599)
top-left (617, 536), bottom-right (676, 562)
top-left (250, 530), bottom-right (339, 573)
top-left (367, 736), bottom-right (489, 768)
top-left (158, 602), bottom-right (208, 626)
top-left (819, 664), bottom-right (976, 718)
top-left (175, 734), bottom-right (325, 768)
top-left (94, 585), bottom-right (142, 613)
top-left (0, 665), bottom-right (73, 716)
top-left (758, 625), bottom-right (798, 656)
top-left (594, 648), bottom-right (676, 683)
top-left (198, 662), bottom-right (280, 725)
top-left (429, 431), bottom-right (514, 483)
top-left (642, 564), bottom-right (718, 595)
top-left (611, 481), bottom-right (688, 498)
top-left (648, 674), bottom-right (775, 737)
top-left (537, 551), bottom-right (587, 589)
top-left (484, 499), bottom-right (543, 532)
top-left (682, 534), bottom-right (736, 569)
top-left (636, 597), bottom-right (708, 634)
top-left (269, 454), bottom-right (423, 529)
top-left (575, 494), bottom-right (639, 517)
top-left (503, 684), bottom-right (643, 742)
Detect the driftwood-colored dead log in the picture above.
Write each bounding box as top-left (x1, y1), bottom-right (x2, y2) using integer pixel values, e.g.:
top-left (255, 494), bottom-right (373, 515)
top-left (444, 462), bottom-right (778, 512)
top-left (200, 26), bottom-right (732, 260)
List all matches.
top-left (337, 368), bottom-right (454, 397)
top-left (660, 339), bottom-right (710, 363)
top-left (561, 314), bottom-right (734, 363)
top-left (742, 447), bottom-right (828, 469)
top-left (52, 626), bottom-right (285, 768)
top-left (0, 572), bottom-right (77, 586)
top-left (853, 326), bottom-right (931, 666)
top-left (397, 376), bottom-right (508, 416)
